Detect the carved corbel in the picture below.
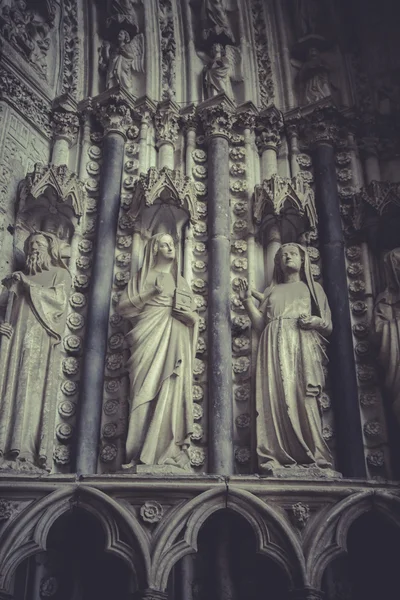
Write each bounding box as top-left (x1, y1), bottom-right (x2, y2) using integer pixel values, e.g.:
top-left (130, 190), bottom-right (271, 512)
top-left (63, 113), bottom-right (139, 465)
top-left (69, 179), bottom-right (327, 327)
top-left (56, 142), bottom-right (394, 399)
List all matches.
top-left (51, 95), bottom-right (80, 149)
top-left (93, 87), bottom-right (137, 138)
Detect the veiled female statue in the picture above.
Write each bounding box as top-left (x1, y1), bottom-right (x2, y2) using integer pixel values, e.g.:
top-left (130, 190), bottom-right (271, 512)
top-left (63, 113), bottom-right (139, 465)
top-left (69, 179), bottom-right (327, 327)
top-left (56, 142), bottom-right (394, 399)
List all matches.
top-left (373, 248), bottom-right (400, 425)
top-left (118, 233), bottom-right (198, 471)
top-left (0, 232), bottom-right (71, 470)
top-left (239, 243), bottom-right (333, 474)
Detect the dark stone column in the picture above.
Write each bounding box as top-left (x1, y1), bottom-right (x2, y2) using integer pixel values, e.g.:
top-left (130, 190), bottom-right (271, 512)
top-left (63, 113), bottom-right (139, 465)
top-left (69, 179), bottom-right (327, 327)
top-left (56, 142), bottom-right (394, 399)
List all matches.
top-left (290, 588), bottom-right (324, 600)
top-left (311, 125), bottom-right (366, 478)
top-left (76, 99), bottom-right (130, 475)
top-left (135, 590), bottom-right (168, 600)
top-left (200, 101), bottom-right (234, 475)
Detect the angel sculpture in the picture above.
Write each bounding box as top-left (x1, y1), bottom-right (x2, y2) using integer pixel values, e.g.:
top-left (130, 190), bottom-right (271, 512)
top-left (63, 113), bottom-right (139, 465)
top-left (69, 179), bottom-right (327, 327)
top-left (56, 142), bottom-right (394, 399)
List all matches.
top-left (100, 29), bottom-right (144, 95)
top-left (198, 43), bottom-right (242, 101)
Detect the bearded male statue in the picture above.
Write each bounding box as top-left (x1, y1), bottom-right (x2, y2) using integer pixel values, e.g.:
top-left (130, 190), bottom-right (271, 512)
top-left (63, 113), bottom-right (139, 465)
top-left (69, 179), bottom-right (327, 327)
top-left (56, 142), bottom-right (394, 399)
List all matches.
top-left (0, 232), bottom-right (71, 470)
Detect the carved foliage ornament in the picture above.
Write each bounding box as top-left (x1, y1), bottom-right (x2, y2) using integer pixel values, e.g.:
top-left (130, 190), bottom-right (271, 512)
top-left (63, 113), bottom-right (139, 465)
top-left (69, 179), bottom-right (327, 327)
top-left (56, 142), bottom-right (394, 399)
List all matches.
top-left (251, 0), bottom-right (274, 107)
top-left (159, 0), bottom-right (176, 100)
top-left (199, 100), bottom-right (235, 139)
top-left (256, 106), bottom-right (284, 153)
top-left (62, 0), bottom-right (80, 97)
top-left (154, 99), bottom-right (180, 146)
top-left (95, 94), bottom-right (134, 135)
top-left (130, 167), bottom-right (198, 222)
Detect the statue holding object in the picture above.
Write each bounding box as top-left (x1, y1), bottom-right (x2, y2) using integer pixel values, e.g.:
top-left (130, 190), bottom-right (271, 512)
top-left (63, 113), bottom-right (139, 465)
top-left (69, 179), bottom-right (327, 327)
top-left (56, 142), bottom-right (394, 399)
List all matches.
top-left (118, 233), bottom-right (198, 471)
top-left (239, 243), bottom-right (333, 474)
top-left (0, 232), bottom-right (71, 471)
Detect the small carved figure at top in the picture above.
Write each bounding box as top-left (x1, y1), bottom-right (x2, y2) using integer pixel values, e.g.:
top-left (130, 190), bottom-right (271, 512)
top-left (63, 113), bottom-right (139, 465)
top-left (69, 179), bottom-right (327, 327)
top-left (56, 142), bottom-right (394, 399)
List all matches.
top-left (106, 0), bottom-right (142, 35)
top-left (118, 233), bottom-right (198, 472)
top-left (373, 248), bottom-right (400, 426)
top-left (99, 28), bottom-right (144, 95)
top-left (0, 0), bottom-right (53, 78)
top-left (0, 232), bottom-right (71, 472)
top-left (292, 46), bottom-right (335, 105)
top-left (239, 243), bottom-right (333, 475)
top-left (200, 0), bottom-right (235, 44)
top-left (198, 43), bottom-right (242, 101)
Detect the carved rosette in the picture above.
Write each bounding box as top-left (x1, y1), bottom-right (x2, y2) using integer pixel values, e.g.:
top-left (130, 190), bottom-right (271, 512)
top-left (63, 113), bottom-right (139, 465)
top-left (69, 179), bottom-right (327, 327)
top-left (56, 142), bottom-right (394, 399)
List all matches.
top-left (199, 102), bottom-right (235, 140)
top-left (96, 94), bottom-right (133, 137)
top-left (130, 167), bottom-right (198, 223)
top-left (154, 100), bottom-right (180, 148)
top-left (255, 107), bottom-right (283, 154)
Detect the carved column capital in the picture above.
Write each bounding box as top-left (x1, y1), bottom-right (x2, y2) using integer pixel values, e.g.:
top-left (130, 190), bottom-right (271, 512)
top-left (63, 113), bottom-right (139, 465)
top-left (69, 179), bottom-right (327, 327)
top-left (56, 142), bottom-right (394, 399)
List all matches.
top-left (95, 94), bottom-right (133, 138)
top-left (198, 96), bottom-right (236, 140)
top-left (50, 109), bottom-right (80, 147)
top-left (154, 99), bottom-right (180, 148)
top-left (180, 104), bottom-right (198, 133)
top-left (300, 104), bottom-right (344, 148)
top-left (255, 106), bottom-right (284, 153)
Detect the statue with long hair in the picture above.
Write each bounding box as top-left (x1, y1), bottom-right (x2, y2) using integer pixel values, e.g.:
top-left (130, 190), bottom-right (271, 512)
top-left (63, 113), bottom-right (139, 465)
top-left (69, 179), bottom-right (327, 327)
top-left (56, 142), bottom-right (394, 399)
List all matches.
top-left (373, 248), bottom-right (400, 425)
top-left (0, 232), bottom-right (71, 470)
top-left (239, 243), bottom-right (333, 474)
top-left (118, 233), bottom-right (198, 471)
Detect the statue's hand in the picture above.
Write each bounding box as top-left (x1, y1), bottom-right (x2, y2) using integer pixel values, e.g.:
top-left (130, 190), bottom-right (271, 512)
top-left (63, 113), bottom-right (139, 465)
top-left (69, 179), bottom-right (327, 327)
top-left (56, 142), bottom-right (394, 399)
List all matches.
top-left (152, 277), bottom-right (164, 296)
top-left (1, 272), bottom-right (23, 288)
top-left (238, 278), bottom-right (251, 301)
top-left (0, 323), bottom-right (13, 339)
top-left (172, 306), bottom-right (198, 327)
top-left (298, 315), bottom-right (323, 331)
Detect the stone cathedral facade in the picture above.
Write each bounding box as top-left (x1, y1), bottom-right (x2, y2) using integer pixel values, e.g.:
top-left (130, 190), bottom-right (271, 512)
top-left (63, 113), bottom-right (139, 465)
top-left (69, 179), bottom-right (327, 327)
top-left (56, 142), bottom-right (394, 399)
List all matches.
top-left (0, 0), bottom-right (400, 598)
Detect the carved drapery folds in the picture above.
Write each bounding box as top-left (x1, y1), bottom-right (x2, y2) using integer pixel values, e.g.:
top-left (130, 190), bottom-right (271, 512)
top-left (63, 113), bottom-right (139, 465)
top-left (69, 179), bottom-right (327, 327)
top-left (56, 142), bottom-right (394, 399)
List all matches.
top-left (254, 174), bottom-right (317, 244)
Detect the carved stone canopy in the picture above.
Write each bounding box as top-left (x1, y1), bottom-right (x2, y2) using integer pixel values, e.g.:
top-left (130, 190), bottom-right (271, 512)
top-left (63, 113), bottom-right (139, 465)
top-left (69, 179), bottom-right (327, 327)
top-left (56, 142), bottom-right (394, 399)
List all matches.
top-left (352, 181), bottom-right (400, 251)
top-left (129, 167), bottom-right (198, 232)
top-left (254, 173), bottom-right (317, 244)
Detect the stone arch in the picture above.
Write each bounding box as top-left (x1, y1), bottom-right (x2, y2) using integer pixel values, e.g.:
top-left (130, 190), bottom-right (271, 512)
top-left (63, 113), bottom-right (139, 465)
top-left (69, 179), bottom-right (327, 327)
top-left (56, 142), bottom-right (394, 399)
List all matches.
top-left (150, 486), bottom-right (306, 591)
top-left (0, 485), bottom-right (151, 594)
top-left (306, 490), bottom-right (400, 589)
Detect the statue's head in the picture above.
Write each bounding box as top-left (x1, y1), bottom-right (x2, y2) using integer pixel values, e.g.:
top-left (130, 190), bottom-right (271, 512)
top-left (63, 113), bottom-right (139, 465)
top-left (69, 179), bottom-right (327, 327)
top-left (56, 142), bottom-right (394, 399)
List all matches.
top-left (274, 243), bottom-right (305, 281)
top-left (307, 46), bottom-right (320, 60)
top-left (152, 233), bottom-right (176, 263)
top-left (118, 29), bottom-right (130, 44)
top-left (24, 231), bottom-right (64, 275)
top-left (212, 43), bottom-right (223, 57)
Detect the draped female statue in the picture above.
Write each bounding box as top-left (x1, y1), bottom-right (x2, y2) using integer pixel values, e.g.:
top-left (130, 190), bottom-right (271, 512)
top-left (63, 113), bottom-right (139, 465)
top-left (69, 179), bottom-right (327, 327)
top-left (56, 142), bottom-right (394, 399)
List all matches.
top-left (118, 233), bottom-right (198, 471)
top-left (373, 248), bottom-right (400, 426)
top-left (239, 243), bottom-right (333, 474)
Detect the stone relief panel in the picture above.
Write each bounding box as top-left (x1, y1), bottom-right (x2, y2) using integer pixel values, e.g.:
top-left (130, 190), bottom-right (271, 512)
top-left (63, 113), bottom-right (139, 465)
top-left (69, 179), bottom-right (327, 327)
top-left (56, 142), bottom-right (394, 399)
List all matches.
top-left (98, 0), bottom-right (145, 98)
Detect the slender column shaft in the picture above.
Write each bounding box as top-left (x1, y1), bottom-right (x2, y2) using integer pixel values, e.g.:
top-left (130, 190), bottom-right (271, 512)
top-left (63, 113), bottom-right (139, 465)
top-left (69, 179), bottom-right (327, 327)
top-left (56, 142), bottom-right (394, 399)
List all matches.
top-left (261, 147), bottom-right (277, 180)
top-left (208, 134), bottom-right (234, 475)
top-left (51, 137), bottom-right (70, 166)
top-left (158, 141), bottom-right (174, 170)
top-left (76, 130), bottom-right (125, 474)
top-left (185, 128), bottom-right (196, 176)
top-left (313, 142), bottom-right (366, 478)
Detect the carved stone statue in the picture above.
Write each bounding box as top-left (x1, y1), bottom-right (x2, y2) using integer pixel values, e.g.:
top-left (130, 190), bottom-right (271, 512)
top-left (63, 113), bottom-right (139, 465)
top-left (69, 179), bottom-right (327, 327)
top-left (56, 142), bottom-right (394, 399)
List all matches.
top-left (239, 243), bottom-right (333, 474)
top-left (373, 248), bottom-right (400, 425)
top-left (198, 43), bottom-right (242, 100)
top-left (0, 232), bottom-right (71, 470)
top-left (100, 29), bottom-right (144, 94)
top-left (118, 233), bottom-right (198, 471)
top-left (294, 47), bottom-right (334, 105)
top-left (200, 0), bottom-right (234, 43)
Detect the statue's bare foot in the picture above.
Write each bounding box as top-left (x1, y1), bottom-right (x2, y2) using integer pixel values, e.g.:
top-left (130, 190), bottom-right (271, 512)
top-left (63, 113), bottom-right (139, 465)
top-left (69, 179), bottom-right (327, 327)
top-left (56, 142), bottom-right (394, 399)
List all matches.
top-left (121, 460), bottom-right (137, 471)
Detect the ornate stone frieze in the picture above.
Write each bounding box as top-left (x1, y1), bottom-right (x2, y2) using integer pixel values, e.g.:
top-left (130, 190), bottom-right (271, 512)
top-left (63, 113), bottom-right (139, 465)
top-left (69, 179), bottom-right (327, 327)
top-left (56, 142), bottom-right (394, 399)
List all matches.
top-left (251, 0), bottom-right (274, 107)
top-left (255, 106), bottom-right (284, 153)
top-left (254, 173), bottom-right (317, 238)
top-left (50, 108), bottom-right (79, 147)
top-left (159, 0), bottom-right (176, 100)
top-left (130, 167), bottom-right (198, 222)
top-left (198, 94), bottom-right (236, 139)
top-left (0, 66), bottom-right (51, 137)
top-left (61, 0), bottom-right (80, 98)
top-left (154, 99), bottom-right (180, 147)
top-left (19, 163), bottom-right (85, 218)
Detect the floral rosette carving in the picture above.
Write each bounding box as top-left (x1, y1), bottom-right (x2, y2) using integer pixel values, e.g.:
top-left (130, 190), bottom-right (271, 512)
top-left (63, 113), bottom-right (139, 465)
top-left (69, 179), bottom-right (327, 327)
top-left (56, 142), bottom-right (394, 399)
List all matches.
top-left (102, 423), bottom-right (118, 440)
top-left (233, 356), bottom-right (250, 375)
top-left (67, 313), bottom-right (85, 331)
top-left (191, 423), bottom-right (204, 441)
top-left (54, 445), bottom-right (71, 465)
top-left (193, 385), bottom-right (204, 402)
top-left (62, 357), bottom-right (79, 376)
top-left (367, 450), bottom-right (384, 468)
top-left (100, 444), bottom-right (118, 463)
top-left (63, 335), bottom-right (82, 355)
top-left (235, 413), bottom-right (251, 429)
top-left (235, 447), bottom-right (251, 464)
top-left (78, 239), bottom-right (93, 254)
top-left (196, 338), bottom-right (206, 354)
top-left (109, 333), bottom-right (124, 351)
top-left (364, 420), bottom-right (382, 438)
top-left (232, 315), bottom-right (251, 331)
top-left (58, 400), bottom-right (76, 418)
top-left (117, 235), bottom-right (133, 249)
top-left (140, 501), bottom-right (164, 524)
top-left (189, 446), bottom-right (206, 467)
top-left (61, 380), bottom-right (78, 396)
top-left (193, 403), bottom-right (203, 420)
top-left (106, 353), bottom-right (124, 371)
top-left (232, 336), bottom-right (250, 354)
top-left (104, 399), bottom-right (119, 416)
top-left (56, 423), bottom-right (73, 442)
top-left (70, 292), bottom-right (86, 310)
